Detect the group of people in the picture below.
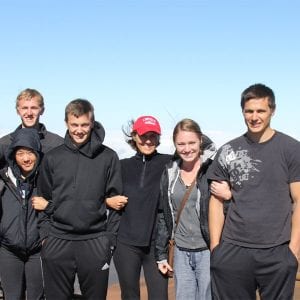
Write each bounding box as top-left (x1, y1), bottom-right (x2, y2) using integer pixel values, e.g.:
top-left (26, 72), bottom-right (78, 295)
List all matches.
top-left (0, 83), bottom-right (299, 300)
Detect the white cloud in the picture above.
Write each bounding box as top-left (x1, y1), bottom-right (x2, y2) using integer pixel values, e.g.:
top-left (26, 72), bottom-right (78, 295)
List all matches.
top-left (104, 129), bottom-right (175, 159)
top-left (104, 129), bottom-right (238, 159)
top-left (1, 128), bottom-right (239, 159)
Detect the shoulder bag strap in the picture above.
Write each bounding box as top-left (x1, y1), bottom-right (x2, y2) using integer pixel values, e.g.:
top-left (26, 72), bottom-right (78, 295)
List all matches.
top-left (174, 178), bottom-right (196, 231)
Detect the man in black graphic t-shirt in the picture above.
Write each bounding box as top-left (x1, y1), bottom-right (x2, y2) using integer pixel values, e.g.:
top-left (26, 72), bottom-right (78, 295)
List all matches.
top-left (208, 83), bottom-right (300, 299)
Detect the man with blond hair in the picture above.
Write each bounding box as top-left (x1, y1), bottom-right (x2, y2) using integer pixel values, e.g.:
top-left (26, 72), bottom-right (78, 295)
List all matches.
top-left (0, 88), bottom-right (63, 169)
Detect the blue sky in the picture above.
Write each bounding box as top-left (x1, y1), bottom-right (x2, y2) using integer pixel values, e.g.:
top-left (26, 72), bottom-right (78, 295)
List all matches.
top-left (1, 0), bottom-right (299, 157)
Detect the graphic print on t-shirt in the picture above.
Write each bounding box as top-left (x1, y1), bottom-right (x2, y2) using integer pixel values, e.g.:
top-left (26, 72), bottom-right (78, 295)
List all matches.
top-left (219, 144), bottom-right (261, 189)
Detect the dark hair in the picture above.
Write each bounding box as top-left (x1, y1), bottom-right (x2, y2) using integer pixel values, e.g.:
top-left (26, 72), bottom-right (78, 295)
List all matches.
top-left (241, 83), bottom-right (276, 110)
top-left (173, 118), bottom-right (203, 155)
top-left (65, 99), bottom-right (95, 122)
top-left (122, 119), bottom-right (160, 151)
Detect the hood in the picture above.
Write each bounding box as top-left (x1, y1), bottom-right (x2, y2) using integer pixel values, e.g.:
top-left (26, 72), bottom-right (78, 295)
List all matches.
top-left (65, 121), bottom-right (106, 158)
top-left (92, 121), bottom-right (105, 144)
top-left (201, 134), bottom-right (217, 162)
top-left (6, 128), bottom-right (41, 180)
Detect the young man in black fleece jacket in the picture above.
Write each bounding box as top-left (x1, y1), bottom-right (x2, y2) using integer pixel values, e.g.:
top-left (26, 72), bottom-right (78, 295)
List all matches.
top-left (0, 88), bottom-right (63, 169)
top-left (37, 99), bottom-right (122, 300)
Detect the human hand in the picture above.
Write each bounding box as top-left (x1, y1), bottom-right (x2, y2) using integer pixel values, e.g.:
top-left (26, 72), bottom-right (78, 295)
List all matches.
top-left (289, 244), bottom-right (300, 261)
top-left (157, 261), bottom-right (173, 275)
top-left (210, 181), bottom-right (232, 200)
top-left (106, 195), bottom-right (128, 210)
top-left (210, 242), bottom-right (220, 252)
top-left (31, 196), bottom-right (49, 211)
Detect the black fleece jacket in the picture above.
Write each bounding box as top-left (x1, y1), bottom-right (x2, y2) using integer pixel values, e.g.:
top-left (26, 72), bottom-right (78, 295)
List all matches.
top-left (117, 151), bottom-right (172, 247)
top-left (37, 122), bottom-right (122, 245)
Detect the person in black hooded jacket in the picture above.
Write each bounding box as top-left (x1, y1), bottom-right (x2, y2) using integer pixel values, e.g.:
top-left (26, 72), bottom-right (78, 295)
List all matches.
top-left (37, 99), bottom-right (122, 300)
top-left (0, 127), bottom-right (44, 300)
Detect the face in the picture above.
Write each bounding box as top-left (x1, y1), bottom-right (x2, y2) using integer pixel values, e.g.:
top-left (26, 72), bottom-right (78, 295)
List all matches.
top-left (17, 97), bottom-right (44, 128)
top-left (175, 130), bottom-right (201, 163)
top-left (243, 97), bottom-right (274, 136)
top-left (15, 147), bottom-right (37, 176)
top-left (66, 112), bottom-right (94, 146)
top-left (134, 132), bottom-right (159, 155)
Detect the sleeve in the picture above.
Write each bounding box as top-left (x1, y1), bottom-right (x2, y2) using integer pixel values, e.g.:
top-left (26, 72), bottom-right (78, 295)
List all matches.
top-left (287, 140), bottom-right (300, 183)
top-left (44, 200), bottom-right (54, 215)
top-left (37, 154), bottom-right (54, 240)
top-left (155, 171), bottom-right (171, 261)
top-left (105, 152), bottom-right (123, 246)
top-left (155, 209), bottom-right (170, 261)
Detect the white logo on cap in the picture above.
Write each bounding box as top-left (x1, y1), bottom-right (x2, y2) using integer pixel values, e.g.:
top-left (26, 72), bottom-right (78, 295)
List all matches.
top-left (142, 117), bottom-right (156, 125)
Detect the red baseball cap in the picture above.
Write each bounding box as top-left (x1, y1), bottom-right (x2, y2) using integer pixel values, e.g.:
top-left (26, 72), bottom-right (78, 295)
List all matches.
top-left (132, 116), bottom-right (161, 135)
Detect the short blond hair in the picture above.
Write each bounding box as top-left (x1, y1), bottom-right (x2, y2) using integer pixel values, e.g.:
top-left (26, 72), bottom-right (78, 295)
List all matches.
top-left (16, 88), bottom-right (44, 111)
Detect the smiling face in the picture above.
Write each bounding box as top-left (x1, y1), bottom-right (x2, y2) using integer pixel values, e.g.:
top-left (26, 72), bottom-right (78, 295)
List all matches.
top-left (66, 112), bottom-right (94, 146)
top-left (175, 130), bottom-right (202, 164)
top-left (15, 147), bottom-right (37, 177)
top-left (243, 97), bottom-right (274, 140)
top-left (133, 131), bottom-right (160, 155)
top-left (16, 96), bottom-right (44, 128)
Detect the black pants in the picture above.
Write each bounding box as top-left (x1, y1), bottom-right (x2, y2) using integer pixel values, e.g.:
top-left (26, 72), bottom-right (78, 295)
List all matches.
top-left (41, 236), bottom-right (112, 300)
top-left (211, 241), bottom-right (298, 300)
top-left (113, 240), bottom-right (168, 300)
top-left (0, 246), bottom-right (44, 300)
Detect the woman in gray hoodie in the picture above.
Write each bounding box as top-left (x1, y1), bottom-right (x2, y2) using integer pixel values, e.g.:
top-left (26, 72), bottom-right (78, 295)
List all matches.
top-left (155, 119), bottom-right (231, 300)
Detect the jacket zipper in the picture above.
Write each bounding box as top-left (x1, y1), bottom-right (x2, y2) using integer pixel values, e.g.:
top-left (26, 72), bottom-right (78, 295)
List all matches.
top-left (139, 155), bottom-right (147, 188)
top-left (24, 194), bottom-right (28, 253)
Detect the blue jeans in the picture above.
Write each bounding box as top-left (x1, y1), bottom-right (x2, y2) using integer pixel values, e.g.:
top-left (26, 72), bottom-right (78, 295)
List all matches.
top-left (174, 246), bottom-right (211, 300)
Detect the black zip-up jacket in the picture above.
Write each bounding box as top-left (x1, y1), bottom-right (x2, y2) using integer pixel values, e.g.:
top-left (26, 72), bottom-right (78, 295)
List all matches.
top-left (117, 151), bottom-right (172, 247)
top-left (0, 169), bottom-right (41, 256)
top-left (0, 123), bottom-right (63, 169)
top-left (0, 128), bottom-right (42, 256)
top-left (155, 156), bottom-right (213, 262)
top-left (37, 122), bottom-right (122, 246)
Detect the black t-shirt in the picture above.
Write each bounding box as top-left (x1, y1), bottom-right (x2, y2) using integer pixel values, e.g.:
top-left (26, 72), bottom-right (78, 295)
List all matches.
top-left (208, 131), bottom-right (300, 248)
